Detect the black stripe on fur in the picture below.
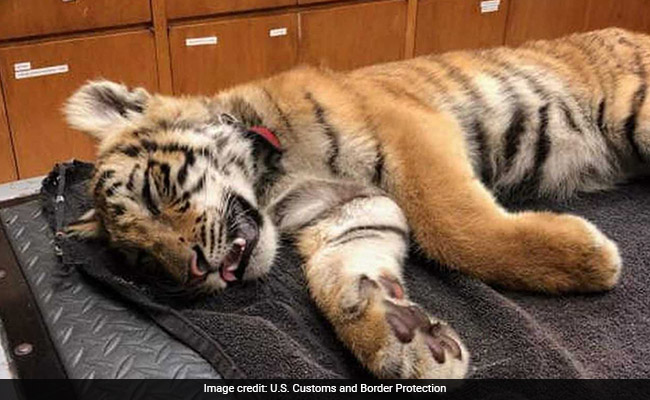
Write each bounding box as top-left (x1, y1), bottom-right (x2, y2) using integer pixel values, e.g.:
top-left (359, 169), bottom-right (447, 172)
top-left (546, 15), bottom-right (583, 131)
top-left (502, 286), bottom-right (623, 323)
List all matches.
top-left (472, 120), bottom-right (493, 186)
top-left (94, 169), bottom-right (115, 197)
top-left (305, 92), bottom-right (341, 176)
top-left (327, 225), bottom-right (408, 246)
top-left (624, 83), bottom-right (648, 162)
top-left (516, 104), bottom-right (551, 196)
top-left (373, 143), bottom-right (385, 187)
top-left (142, 162), bottom-right (160, 216)
top-left (503, 107), bottom-right (527, 172)
top-left (262, 88), bottom-right (294, 136)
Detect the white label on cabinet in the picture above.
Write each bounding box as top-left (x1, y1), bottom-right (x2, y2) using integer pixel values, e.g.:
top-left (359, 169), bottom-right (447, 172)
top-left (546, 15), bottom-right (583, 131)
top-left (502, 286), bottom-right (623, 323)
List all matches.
top-left (14, 62), bottom-right (31, 72)
top-left (269, 27), bottom-right (288, 38)
top-left (15, 64), bottom-right (69, 80)
top-left (185, 36), bottom-right (218, 47)
top-left (480, 0), bottom-right (500, 13)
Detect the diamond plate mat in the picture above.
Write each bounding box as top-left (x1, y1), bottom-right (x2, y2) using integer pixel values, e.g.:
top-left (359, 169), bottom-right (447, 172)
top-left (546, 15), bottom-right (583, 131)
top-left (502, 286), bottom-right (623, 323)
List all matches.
top-left (0, 200), bottom-right (220, 379)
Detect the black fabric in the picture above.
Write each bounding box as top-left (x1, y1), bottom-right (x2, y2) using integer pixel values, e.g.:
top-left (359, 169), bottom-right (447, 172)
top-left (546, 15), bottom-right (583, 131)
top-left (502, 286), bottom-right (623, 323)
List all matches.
top-left (41, 161), bottom-right (650, 379)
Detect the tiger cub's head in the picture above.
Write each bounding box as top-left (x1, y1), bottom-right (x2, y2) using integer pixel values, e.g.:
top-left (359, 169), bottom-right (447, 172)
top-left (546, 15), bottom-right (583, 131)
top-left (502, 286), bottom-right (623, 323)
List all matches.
top-left (64, 80), bottom-right (280, 293)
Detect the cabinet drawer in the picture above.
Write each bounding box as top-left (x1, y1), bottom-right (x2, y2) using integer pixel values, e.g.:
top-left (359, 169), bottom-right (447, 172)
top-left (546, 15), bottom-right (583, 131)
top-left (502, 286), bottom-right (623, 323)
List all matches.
top-left (415, 0), bottom-right (509, 56)
top-left (0, 89), bottom-right (17, 183)
top-left (0, 31), bottom-right (158, 179)
top-left (170, 14), bottom-right (298, 94)
top-left (586, 0), bottom-right (650, 32)
top-left (505, 0), bottom-right (590, 46)
top-left (166, 0), bottom-right (296, 20)
top-left (299, 0), bottom-right (407, 71)
top-left (0, 0), bottom-right (151, 40)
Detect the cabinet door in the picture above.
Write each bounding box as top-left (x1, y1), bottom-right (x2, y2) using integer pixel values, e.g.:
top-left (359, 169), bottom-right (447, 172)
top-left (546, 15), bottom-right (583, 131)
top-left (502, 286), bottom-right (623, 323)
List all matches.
top-left (586, 0), bottom-right (650, 33)
top-left (0, 31), bottom-right (158, 179)
top-left (0, 0), bottom-right (151, 40)
top-left (299, 0), bottom-right (408, 71)
top-left (505, 0), bottom-right (590, 46)
top-left (415, 0), bottom-right (509, 56)
top-left (0, 87), bottom-right (17, 183)
top-left (166, 0), bottom-right (296, 20)
top-left (170, 13), bottom-right (298, 95)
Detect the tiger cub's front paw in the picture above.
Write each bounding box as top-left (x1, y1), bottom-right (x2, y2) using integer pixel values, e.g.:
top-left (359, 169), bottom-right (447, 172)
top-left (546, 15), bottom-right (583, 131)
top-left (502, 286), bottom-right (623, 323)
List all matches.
top-left (379, 296), bottom-right (469, 379)
top-left (336, 274), bottom-right (469, 379)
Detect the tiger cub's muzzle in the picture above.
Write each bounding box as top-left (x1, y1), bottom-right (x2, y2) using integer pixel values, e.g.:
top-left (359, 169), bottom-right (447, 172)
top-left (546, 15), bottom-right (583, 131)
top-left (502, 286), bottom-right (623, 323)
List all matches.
top-left (189, 195), bottom-right (261, 286)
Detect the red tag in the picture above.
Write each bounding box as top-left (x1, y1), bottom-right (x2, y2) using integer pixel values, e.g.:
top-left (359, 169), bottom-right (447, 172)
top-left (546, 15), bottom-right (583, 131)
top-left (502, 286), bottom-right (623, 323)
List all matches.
top-left (249, 126), bottom-right (281, 150)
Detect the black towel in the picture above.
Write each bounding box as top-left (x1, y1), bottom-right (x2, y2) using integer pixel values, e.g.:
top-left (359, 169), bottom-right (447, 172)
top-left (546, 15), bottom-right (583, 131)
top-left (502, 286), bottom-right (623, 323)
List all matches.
top-left (41, 161), bottom-right (650, 379)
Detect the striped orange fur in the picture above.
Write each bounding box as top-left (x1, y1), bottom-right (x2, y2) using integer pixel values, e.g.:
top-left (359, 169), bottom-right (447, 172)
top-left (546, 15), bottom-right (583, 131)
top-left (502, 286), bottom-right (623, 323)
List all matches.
top-left (63, 28), bottom-right (650, 378)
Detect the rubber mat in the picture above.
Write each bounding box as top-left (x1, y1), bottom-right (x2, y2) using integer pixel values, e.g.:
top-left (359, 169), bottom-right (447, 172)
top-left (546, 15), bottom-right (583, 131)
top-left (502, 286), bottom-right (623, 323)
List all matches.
top-left (0, 184), bottom-right (219, 379)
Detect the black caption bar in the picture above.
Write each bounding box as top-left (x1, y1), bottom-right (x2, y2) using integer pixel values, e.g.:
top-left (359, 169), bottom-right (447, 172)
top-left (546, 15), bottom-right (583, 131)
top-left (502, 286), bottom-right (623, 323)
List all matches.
top-left (2, 379), bottom-right (650, 400)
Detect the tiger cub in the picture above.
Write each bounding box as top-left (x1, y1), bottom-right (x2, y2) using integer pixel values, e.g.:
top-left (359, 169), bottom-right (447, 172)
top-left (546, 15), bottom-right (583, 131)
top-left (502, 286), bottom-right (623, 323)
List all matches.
top-left (64, 28), bottom-right (650, 379)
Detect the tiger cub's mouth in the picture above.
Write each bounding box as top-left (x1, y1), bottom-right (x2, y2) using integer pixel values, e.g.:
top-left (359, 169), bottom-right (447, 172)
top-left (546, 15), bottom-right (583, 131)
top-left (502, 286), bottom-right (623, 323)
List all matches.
top-left (190, 239), bottom-right (248, 283)
top-left (189, 203), bottom-right (260, 286)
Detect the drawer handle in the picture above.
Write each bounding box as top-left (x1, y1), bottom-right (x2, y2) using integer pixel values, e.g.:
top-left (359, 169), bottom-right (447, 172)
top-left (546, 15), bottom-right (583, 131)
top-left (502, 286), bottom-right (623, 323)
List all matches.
top-left (269, 27), bottom-right (288, 38)
top-left (185, 36), bottom-right (218, 47)
top-left (480, 0), bottom-right (500, 13)
top-left (15, 64), bottom-right (69, 80)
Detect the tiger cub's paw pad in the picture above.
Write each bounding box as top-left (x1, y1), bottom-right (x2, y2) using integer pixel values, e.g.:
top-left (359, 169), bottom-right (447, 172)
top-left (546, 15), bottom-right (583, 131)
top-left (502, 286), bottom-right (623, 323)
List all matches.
top-left (385, 301), bottom-right (462, 364)
top-left (365, 274), bottom-right (469, 379)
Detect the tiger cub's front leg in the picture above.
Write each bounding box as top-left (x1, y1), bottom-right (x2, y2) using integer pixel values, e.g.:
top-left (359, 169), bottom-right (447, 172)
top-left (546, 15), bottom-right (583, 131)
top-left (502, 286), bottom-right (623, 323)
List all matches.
top-left (271, 180), bottom-right (469, 379)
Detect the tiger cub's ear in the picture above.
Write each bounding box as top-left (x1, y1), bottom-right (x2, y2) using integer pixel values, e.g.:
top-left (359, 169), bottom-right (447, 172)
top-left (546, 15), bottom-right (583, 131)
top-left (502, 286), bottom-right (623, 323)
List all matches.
top-left (64, 80), bottom-right (150, 140)
top-left (64, 209), bottom-right (104, 239)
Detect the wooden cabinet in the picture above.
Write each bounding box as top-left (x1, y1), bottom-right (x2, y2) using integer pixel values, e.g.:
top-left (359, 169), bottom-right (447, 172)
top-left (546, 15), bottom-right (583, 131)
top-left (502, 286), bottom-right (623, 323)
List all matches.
top-left (0, 87), bottom-right (17, 184)
top-left (299, 0), bottom-right (407, 71)
top-left (4, 0), bottom-right (643, 184)
top-left (415, 0), bottom-right (509, 56)
top-left (586, 0), bottom-right (650, 33)
top-left (0, 0), bottom-right (151, 40)
top-left (166, 0), bottom-right (296, 20)
top-left (169, 13), bottom-right (298, 95)
top-left (0, 30), bottom-right (158, 179)
top-left (505, 0), bottom-right (590, 45)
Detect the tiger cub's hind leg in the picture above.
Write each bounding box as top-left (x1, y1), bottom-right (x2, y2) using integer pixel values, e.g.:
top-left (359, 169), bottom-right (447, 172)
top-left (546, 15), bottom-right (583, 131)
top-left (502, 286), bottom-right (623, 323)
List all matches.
top-left (380, 111), bottom-right (622, 293)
